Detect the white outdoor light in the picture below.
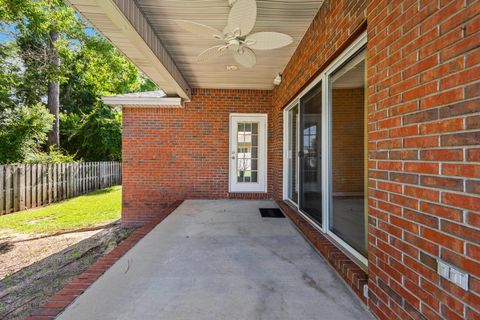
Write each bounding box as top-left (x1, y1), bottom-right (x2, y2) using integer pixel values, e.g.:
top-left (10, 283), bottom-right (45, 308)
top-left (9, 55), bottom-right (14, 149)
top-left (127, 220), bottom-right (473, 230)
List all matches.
top-left (273, 73), bottom-right (282, 86)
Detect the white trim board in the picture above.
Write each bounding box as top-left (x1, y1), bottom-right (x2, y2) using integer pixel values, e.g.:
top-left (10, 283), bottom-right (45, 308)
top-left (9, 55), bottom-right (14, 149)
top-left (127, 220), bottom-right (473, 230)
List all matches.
top-left (102, 96), bottom-right (183, 107)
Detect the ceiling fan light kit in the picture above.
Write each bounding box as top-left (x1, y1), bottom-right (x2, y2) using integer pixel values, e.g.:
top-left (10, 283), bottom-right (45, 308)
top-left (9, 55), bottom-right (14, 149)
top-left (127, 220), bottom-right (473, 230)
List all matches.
top-left (174, 0), bottom-right (293, 69)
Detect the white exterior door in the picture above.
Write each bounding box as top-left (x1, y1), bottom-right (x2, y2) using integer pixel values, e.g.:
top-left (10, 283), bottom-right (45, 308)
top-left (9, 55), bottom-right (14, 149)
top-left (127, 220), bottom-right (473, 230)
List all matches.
top-left (229, 114), bottom-right (267, 193)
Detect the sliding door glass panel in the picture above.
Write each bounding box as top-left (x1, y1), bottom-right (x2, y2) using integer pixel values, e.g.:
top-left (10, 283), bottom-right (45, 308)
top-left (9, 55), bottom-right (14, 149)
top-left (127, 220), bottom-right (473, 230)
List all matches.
top-left (287, 105), bottom-right (299, 204)
top-left (300, 82), bottom-right (323, 226)
top-left (329, 49), bottom-right (367, 256)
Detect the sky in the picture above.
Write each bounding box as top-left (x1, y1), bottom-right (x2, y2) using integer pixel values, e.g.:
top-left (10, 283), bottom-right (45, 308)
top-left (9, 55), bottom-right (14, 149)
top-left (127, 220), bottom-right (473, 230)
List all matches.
top-left (0, 13), bottom-right (98, 44)
top-left (0, 24), bottom-right (16, 43)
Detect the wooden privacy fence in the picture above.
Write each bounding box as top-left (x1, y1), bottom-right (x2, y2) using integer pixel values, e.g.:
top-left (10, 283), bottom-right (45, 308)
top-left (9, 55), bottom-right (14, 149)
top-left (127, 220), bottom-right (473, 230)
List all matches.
top-left (0, 161), bottom-right (121, 215)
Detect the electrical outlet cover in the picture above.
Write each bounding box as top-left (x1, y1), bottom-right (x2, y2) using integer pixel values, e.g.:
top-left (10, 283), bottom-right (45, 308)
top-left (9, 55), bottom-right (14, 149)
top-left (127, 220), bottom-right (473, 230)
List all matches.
top-left (363, 284), bottom-right (369, 298)
top-left (437, 260), bottom-right (450, 279)
top-left (450, 267), bottom-right (469, 291)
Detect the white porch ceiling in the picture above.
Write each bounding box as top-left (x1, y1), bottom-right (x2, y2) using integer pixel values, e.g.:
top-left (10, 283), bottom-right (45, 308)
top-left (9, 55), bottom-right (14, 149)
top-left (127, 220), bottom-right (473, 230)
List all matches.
top-left (136, 0), bottom-right (325, 89)
top-left (67, 0), bottom-right (325, 96)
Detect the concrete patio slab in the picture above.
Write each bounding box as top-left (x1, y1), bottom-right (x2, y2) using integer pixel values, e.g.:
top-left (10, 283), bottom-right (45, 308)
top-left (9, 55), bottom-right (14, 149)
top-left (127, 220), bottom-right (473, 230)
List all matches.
top-left (57, 200), bottom-right (373, 320)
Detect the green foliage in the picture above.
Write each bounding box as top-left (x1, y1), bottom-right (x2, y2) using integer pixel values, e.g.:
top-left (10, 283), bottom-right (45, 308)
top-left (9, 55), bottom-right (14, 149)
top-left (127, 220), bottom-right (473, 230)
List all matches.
top-left (12, 0), bottom-right (83, 105)
top-left (0, 43), bottom-right (21, 110)
top-left (63, 104), bottom-right (122, 161)
top-left (0, 0), bottom-right (158, 163)
top-left (24, 146), bottom-right (75, 164)
top-left (59, 35), bottom-right (157, 161)
top-left (0, 104), bottom-right (53, 163)
top-left (61, 35), bottom-right (157, 115)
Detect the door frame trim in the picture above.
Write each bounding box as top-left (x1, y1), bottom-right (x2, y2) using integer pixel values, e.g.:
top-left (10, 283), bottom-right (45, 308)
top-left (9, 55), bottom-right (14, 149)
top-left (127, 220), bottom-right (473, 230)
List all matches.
top-left (228, 113), bottom-right (268, 193)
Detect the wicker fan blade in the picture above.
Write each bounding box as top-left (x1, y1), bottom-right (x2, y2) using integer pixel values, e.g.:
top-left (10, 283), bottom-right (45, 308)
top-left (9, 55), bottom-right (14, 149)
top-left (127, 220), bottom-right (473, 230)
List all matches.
top-left (197, 45), bottom-right (227, 63)
top-left (223, 0), bottom-right (257, 36)
top-left (246, 32), bottom-right (293, 50)
top-left (233, 47), bottom-right (256, 68)
top-left (175, 20), bottom-right (223, 39)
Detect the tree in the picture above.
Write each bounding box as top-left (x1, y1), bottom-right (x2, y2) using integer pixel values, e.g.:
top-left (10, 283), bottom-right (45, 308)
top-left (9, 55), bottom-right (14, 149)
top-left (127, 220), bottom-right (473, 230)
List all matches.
top-left (47, 27), bottom-right (60, 147)
top-left (61, 35), bottom-right (156, 114)
top-left (63, 104), bottom-right (122, 161)
top-left (0, 104), bottom-right (53, 163)
top-left (0, 0), bottom-right (158, 163)
top-left (59, 35), bottom-right (156, 161)
top-left (0, 42), bottom-right (22, 111)
top-left (1, 0), bottom-right (83, 146)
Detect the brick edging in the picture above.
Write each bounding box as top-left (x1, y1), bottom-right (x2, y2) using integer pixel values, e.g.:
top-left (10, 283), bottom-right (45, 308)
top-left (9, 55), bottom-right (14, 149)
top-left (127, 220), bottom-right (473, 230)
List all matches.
top-left (26, 200), bottom-right (183, 320)
top-left (276, 200), bottom-right (368, 303)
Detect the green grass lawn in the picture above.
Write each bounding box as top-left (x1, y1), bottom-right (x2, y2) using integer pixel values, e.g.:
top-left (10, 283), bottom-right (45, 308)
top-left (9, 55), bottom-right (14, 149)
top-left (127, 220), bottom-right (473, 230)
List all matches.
top-left (0, 186), bottom-right (121, 235)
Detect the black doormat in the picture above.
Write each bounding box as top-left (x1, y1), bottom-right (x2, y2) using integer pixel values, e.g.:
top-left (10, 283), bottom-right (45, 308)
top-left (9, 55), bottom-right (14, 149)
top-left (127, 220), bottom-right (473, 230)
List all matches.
top-left (259, 208), bottom-right (285, 218)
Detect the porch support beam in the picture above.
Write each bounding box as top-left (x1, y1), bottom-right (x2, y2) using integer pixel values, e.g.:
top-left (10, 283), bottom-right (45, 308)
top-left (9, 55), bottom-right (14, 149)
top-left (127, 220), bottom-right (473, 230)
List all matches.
top-left (67, 0), bottom-right (192, 101)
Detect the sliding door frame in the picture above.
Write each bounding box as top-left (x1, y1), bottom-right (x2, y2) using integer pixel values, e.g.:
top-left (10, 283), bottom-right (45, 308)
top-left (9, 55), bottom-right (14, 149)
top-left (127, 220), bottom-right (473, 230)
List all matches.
top-left (283, 32), bottom-right (368, 267)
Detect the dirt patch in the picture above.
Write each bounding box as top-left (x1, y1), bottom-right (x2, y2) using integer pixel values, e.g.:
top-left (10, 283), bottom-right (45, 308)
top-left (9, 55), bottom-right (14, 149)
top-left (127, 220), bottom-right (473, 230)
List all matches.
top-left (0, 230), bottom-right (103, 280)
top-left (0, 224), bottom-right (135, 320)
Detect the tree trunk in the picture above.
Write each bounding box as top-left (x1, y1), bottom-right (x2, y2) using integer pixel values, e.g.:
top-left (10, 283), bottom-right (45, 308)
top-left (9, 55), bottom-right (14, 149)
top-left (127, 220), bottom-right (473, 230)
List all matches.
top-left (47, 29), bottom-right (60, 147)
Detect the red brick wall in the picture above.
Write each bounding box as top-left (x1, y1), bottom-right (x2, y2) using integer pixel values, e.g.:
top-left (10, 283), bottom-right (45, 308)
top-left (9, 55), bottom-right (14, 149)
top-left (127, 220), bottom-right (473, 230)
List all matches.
top-left (122, 89), bottom-right (272, 226)
top-left (269, 0), bottom-right (479, 319)
top-left (367, 1), bottom-right (480, 319)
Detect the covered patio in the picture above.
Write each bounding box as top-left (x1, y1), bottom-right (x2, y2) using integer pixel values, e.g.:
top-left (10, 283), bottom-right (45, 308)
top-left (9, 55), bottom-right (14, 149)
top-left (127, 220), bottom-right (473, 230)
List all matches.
top-left (52, 0), bottom-right (480, 319)
top-left (56, 200), bottom-right (372, 319)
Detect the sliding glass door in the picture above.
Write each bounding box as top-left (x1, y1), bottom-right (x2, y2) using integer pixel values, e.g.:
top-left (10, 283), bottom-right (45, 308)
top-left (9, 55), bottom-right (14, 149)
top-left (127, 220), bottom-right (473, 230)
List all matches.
top-left (299, 82), bottom-right (323, 226)
top-left (328, 49), bottom-right (367, 257)
top-left (283, 33), bottom-right (368, 265)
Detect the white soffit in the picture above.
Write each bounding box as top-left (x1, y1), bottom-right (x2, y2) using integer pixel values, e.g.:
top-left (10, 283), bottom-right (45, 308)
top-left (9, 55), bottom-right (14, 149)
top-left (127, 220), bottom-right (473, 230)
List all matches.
top-left (136, 0), bottom-right (325, 90)
top-left (68, 0), bottom-right (325, 91)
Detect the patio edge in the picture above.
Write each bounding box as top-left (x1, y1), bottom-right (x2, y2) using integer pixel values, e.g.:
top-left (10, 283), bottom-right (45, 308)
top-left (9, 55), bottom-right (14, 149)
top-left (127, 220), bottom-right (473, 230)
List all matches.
top-left (26, 200), bottom-right (183, 320)
top-left (276, 200), bottom-right (368, 304)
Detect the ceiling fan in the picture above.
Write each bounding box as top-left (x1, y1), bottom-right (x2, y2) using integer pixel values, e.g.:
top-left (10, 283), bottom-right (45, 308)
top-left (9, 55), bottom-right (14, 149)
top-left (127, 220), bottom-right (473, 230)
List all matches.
top-left (174, 0), bottom-right (293, 68)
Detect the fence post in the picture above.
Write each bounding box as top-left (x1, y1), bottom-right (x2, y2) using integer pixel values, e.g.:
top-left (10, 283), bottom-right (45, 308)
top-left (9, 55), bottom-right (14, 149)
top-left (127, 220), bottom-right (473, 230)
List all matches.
top-left (53, 163), bottom-right (57, 202)
top-left (13, 166), bottom-right (19, 212)
top-left (5, 165), bottom-right (11, 214)
top-left (31, 164), bottom-right (37, 208)
top-left (83, 162), bottom-right (86, 194)
top-left (61, 163), bottom-right (65, 200)
top-left (69, 163), bottom-right (73, 197)
top-left (74, 162), bottom-right (78, 196)
top-left (25, 164), bottom-right (31, 209)
top-left (88, 162), bottom-right (92, 192)
top-left (108, 161), bottom-right (112, 187)
top-left (18, 165), bottom-right (26, 211)
top-left (99, 162), bottom-right (102, 189)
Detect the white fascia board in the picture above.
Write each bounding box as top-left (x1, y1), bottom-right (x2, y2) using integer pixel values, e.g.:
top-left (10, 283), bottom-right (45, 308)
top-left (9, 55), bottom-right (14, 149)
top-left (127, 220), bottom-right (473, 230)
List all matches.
top-left (102, 96), bottom-right (183, 107)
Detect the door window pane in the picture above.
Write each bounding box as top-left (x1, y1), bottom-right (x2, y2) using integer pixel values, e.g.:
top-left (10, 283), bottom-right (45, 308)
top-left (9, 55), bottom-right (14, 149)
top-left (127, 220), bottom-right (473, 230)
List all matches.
top-left (329, 49), bottom-right (367, 257)
top-left (237, 122), bottom-right (258, 183)
top-left (300, 82), bottom-right (323, 226)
